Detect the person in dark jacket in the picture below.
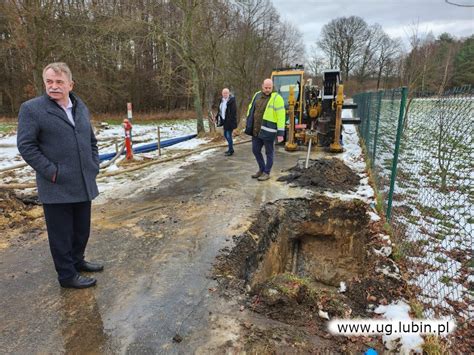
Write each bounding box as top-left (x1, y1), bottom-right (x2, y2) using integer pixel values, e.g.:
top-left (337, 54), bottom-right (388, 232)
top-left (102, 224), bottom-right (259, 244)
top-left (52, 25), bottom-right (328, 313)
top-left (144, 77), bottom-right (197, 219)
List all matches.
top-left (17, 62), bottom-right (103, 289)
top-left (216, 88), bottom-right (238, 156)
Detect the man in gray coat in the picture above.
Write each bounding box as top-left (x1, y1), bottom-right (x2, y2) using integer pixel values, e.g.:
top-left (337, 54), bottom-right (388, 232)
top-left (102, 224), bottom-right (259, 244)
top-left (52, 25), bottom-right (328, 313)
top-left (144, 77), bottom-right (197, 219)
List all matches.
top-left (17, 62), bottom-right (103, 289)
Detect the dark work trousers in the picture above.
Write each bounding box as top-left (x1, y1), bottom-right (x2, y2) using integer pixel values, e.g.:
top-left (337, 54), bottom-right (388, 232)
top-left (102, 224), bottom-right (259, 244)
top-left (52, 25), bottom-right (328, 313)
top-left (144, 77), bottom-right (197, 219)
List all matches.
top-left (224, 129), bottom-right (234, 153)
top-left (42, 201), bottom-right (92, 281)
top-left (252, 136), bottom-right (275, 174)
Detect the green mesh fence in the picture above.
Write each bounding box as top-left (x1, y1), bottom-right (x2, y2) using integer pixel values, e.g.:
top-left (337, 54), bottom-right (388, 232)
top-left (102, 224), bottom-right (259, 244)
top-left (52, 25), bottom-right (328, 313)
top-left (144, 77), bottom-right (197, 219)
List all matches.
top-left (354, 89), bottom-right (406, 216)
top-left (353, 86), bottom-right (473, 323)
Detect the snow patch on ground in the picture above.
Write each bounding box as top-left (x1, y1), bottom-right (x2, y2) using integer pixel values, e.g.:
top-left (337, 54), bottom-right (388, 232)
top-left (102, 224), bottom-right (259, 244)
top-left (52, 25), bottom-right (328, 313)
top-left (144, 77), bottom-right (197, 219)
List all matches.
top-left (324, 112), bottom-right (375, 206)
top-left (340, 123), bottom-right (366, 174)
top-left (0, 135), bottom-right (21, 169)
top-left (96, 148), bottom-right (216, 203)
top-left (374, 301), bottom-right (424, 353)
top-left (0, 122), bottom-right (211, 188)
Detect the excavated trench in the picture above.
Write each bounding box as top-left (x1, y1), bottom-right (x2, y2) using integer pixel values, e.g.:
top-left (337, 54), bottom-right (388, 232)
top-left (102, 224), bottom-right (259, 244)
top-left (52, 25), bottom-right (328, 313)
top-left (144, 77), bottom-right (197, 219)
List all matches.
top-left (249, 197), bottom-right (368, 288)
top-left (217, 195), bottom-right (369, 291)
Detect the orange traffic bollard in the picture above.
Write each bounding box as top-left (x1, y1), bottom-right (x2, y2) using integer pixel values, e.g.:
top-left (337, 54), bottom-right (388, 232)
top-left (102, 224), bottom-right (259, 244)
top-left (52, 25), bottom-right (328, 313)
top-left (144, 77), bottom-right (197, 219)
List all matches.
top-left (123, 118), bottom-right (133, 160)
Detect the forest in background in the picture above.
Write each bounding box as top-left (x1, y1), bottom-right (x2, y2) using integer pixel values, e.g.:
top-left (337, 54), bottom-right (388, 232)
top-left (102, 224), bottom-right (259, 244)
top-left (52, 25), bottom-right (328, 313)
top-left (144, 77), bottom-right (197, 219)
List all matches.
top-left (0, 0), bottom-right (304, 126)
top-left (1, 0), bottom-right (473, 128)
top-left (311, 16), bottom-right (473, 96)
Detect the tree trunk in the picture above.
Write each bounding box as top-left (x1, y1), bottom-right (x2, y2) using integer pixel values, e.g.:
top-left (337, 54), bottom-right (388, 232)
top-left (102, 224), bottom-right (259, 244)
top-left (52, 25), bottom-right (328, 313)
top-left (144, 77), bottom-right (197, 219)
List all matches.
top-left (190, 65), bottom-right (204, 134)
top-left (438, 47), bottom-right (452, 96)
top-left (376, 66), bottom-right (383, 90)
top-left (439, 168), bottom-right (448, 192)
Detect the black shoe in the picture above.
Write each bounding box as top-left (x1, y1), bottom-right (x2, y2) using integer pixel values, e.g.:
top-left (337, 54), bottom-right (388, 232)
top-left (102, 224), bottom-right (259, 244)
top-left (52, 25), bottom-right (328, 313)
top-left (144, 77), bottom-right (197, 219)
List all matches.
top-left (224, 151), bottom-right (234, 156)
top-left (76, 260), bottom-right (104, 272)
top-left (60, 274), bottom-right (96, 289)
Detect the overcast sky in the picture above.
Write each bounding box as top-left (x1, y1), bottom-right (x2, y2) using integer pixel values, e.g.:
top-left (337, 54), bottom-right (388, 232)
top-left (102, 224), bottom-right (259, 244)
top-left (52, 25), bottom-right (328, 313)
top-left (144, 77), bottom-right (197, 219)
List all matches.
top-left (271, 0), bottom-right (474, 55)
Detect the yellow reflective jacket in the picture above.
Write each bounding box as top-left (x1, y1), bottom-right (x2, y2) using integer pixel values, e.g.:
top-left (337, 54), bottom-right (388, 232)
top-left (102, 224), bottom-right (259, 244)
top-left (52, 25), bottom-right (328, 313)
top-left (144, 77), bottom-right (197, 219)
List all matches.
top-left (245, 91), bottom-right (285, 141)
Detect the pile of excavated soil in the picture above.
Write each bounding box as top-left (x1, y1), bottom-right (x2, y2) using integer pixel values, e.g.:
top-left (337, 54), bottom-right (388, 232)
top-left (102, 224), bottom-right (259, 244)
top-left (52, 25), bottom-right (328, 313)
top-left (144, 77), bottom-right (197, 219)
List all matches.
top-left (277, 158), bottom-right (360, 192)
top-left (0, 189), bottom-right (42, 231)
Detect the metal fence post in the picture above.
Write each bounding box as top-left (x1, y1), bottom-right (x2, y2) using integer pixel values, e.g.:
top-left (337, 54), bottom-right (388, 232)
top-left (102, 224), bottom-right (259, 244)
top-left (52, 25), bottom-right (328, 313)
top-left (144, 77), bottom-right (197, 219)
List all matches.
top-left (365, 93), bottom-right (372, 151)
top-left (387, 87), bottom-right (408, 220)
top-left (359, 94), bottom-right (366, 137)
top-left (371, 90), bottom-right (383, 168)
top-left (354, 94), bottom-right (362, 137)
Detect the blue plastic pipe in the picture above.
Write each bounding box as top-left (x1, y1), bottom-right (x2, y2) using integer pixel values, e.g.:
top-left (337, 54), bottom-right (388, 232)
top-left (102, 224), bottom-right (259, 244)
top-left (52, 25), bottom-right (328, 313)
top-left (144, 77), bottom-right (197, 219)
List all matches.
top-left (99, 134), bottom-right (197, 162)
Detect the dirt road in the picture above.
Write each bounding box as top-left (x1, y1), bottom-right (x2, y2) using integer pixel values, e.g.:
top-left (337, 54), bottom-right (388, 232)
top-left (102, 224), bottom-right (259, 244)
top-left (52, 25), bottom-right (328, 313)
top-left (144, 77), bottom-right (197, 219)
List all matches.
top-left (1, 142), bottom-right (318, 353)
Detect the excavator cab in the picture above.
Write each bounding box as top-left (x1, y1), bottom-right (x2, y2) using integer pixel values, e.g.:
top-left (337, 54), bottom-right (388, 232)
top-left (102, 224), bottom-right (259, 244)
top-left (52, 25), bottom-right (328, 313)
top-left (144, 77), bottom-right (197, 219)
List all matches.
top-left (271, 66), bottom-right (305, 150)
top-left (272, 69), bottom-right (304, 125)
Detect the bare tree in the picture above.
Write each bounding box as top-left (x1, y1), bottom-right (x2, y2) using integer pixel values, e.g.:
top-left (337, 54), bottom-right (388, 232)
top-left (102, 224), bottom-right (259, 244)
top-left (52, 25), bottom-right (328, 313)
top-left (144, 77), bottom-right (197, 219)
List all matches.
top-left (226, 0), bottom-right (281, 117)
top-left (2, 0), bottom-right (61, 98)
top-left (402, 23), bottom-right (437, 92)
top-left (276, 20), bottom-right (305, 67)
top-left (433, 91), bottom-right (471, 192)
top-left (353, 24), bottom-right (385, 83)
top-left (306, 45), bottom-right (327, 78)
top-left (149, 0), bottom-right (210, 133)
top-left (318, 16), bottom-right (369, 81)
top-left (375, 34), bottom-right (401, 90)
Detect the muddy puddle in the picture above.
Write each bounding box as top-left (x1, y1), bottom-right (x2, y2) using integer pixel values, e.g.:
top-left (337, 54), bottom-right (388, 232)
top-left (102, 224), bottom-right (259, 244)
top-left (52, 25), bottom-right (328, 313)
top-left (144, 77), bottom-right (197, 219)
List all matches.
top-left (277, 158), bottom-right (360, 192)
top-left (214, 195), bottom-right (406, 352)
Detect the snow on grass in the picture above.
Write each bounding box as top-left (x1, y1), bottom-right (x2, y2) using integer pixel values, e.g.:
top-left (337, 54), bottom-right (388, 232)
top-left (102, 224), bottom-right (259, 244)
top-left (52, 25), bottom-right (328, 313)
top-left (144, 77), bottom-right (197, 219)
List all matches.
top-left (170, 137), bottom-right (208, 150)
top-left (374, 301), bottom-right (424, 353)
top-left (338, 282), bottom-right (347, 293)
top-left (95, 120), bottom-right (200, 150)
top-left (0, 120), bottom-right (211, 188)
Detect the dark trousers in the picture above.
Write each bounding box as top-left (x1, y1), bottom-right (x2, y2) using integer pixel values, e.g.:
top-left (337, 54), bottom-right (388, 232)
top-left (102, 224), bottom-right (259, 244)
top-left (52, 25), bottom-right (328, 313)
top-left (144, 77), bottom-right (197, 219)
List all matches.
top-left (43, 201), bottom-right (91, 281)
top-left (224, 129), bottom-right (234, 152)
top-left (252, 136), bottom-right (275, 174)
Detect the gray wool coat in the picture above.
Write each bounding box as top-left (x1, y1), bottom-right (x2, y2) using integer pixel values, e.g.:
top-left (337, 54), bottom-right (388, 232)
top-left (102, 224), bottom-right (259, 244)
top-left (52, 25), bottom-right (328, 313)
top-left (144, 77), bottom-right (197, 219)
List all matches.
top-left (17, 93), bottom-right (100, 204)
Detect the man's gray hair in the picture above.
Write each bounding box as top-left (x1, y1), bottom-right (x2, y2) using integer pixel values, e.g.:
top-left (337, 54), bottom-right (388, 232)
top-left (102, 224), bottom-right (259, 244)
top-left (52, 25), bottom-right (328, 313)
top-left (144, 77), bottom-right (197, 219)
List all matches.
top-left (43, 62), bottom-right (73, 82)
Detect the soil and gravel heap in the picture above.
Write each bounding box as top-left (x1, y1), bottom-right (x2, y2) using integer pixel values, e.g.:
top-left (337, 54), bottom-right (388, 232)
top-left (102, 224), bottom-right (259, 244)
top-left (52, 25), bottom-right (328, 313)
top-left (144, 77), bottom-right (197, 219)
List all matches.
top-left (0, 189), bottom-right (41, 230)
top-left (277, 158), bottom-right (360, 192)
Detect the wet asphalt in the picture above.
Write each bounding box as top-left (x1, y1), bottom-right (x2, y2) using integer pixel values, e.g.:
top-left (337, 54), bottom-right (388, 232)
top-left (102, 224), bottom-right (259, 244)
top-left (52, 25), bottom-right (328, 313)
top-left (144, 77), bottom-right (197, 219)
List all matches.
top-left (0, 141), bottom-right (313, 353)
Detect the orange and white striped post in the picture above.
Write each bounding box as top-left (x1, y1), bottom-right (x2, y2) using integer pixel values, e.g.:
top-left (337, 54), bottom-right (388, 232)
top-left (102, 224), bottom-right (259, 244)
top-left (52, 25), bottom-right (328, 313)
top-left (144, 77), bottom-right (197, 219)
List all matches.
top-left (123, 119), bottom-right (133, 160)
top-left (127, 102), bottom-right (133, 140)
top-left (125, 102), bottom-right (133, 159)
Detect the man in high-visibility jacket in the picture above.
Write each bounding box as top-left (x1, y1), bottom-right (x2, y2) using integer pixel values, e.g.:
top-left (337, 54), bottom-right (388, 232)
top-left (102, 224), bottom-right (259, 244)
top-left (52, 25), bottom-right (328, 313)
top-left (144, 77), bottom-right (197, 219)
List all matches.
top-left (244, 78), bottom-right (286, 181)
